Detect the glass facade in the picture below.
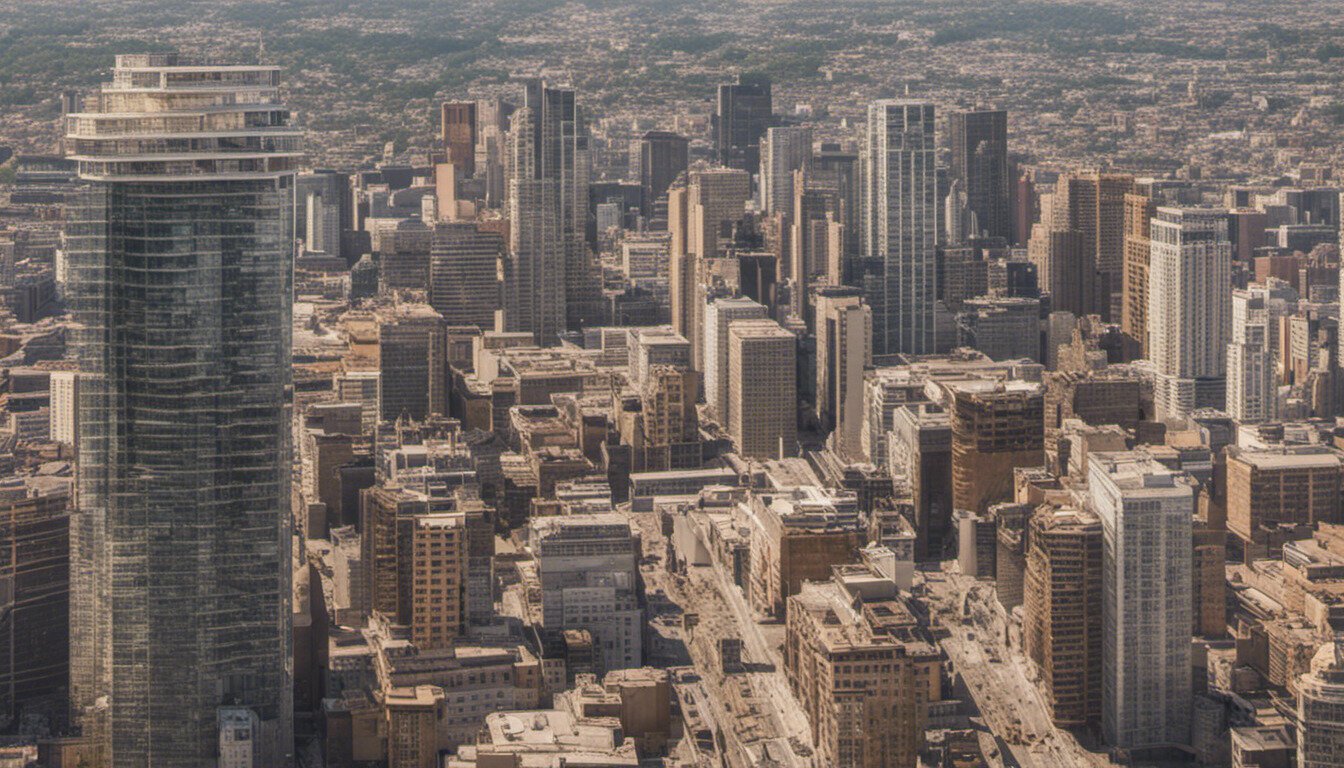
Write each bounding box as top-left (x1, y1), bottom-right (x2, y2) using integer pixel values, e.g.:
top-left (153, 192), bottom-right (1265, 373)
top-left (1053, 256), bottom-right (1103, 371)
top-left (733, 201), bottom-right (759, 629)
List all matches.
top-left (65, 54), bottom-right (296, 767)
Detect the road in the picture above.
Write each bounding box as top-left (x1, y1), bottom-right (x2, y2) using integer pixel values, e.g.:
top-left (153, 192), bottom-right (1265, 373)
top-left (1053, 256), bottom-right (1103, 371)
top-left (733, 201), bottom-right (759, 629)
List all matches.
top-left (632, 508), bottom-right (814, 768)
top-left (924, 568), bottom-right (1114, 768)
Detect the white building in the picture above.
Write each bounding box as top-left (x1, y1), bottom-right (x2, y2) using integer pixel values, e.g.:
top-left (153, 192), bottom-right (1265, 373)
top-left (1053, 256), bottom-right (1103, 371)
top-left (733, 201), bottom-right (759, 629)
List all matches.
top-left (1298, 641), bottom-right (1344, 768)
top-left (1226, 286), bottom-right (1277, 423)
top-left (863, 100), bottom-right (938, 355)
top-left (530, 514), bottom-right (642, 672)
top-left (48, 370), bottom-right (78, 447)
top-left (703, 297), bottom-right (768, 421)
top-left (1088, 451), bottom-right (1194, 751)
top-left (1146, 207), bottom-right (1231, 419)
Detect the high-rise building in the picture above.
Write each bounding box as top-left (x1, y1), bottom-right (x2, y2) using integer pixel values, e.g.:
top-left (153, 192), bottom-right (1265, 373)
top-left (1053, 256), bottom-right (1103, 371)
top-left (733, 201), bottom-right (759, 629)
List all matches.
top-left (956, 296), bottom-right (1041, 362)
top-left (703, 297), bottom-right (768, 422)
top-left (863, 100), bottom-right (938, 355)
top-left (1226, 286), bottom-right (1277, 423)
top-left (521, 81), bottom-right (600, 331)
top-left (1050, 171), bottom-right (1133, 321)
top-left (504, 105), bottom-right (566, 344)
top-left (1023, 505), bottom-right (1103, 729)
top-left (728, 318), bottom-right (798, 459)
top-left (531, 514), bottom-right (642, 672)
top-left (1225, 447), bottom-right (1341, 555)
top-left (64, 54), bottom-right (299, 764)
top-left (790, 168), bottom-right (844, 318)
top-left (669, 169), bottom-right (750, 368)
top-left (814, 287), bottom-right (871, 461)
top-left (639, 131), bottom-right (688, 225)
top-left (714, 74), bottom-right (772, 177)
top-left (1088, 451), bottom-right (1194, 752)
top-left (946, 380), bottom-right (1044, 513)
top-left (1147, 207), bottom-right (1232, 419)
top-left (815, 144), bottom-right (862, 277)
top-left (410, 513), bottom-right (465, 651)
top-left (378, 303), bottom-right (447, 421)
top-left (760, 126), bottom-right (812, 216)
top-left (1298, 641), bottom-right (1344, 768)
top-left (297, 170), bottom-right (345, 256)
top-left (0, 478), bottom-right (70, 730)
top-left (949, 110), bottom-right (1010, 241)
top-left (429, 222), bottom-right (504, 331)
top-left (889, 405), bottom-right (953, 561)
top-left (48, 370), bottom-right (78, 447)
top-left (1121, 189), bottom-right (1157, 356)
top-left (441, 101), bottom-right (477, 178)
top-left (1029, 223), bottom-right (1090, 317)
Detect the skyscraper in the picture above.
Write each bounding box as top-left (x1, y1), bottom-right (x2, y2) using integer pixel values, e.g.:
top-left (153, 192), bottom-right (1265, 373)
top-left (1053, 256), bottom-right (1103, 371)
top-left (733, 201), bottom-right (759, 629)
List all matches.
top-left (64, 54), bottom-right (298, 765)
top-left (949, 110), bottom-right (1010, 241)
top-left (522, 81), bottom-right (600, 330)
top-left (440, 101), bottom-right (477, 178)
top-left (713, 73), bottom-right (772, 177)
top-left (863, 100), bottom-right (938, 355)
top-left (728, 319), bottom-right (798, 459)
top-left (1226, 286), bottom-right (1277, 423)
top-left (428, 222), bottom-right (504, 331)
top-left (1121, 187), bottom-right (1157, 356)
top-left (760, 125), bottom-right (812, 216)
top-left (638, 131), bottom-right (688, 226)
top-left (1088, 451), bottom-right (1194, 752)
top-left (504, 105), bottom-right (566, 344)
top-left (703, 297), bottom-right (769, 422)
top-left (1147, 207), bottom-right (1232, 418)
top-left (814, 287), bottom-right (871, 461)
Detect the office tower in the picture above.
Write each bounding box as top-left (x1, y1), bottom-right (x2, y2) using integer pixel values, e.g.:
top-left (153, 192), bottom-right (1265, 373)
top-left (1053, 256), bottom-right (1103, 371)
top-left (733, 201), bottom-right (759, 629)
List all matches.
top-left (728, 319), bottom-right (797, 459)
top-left (956, 297), bottom-right (1041, 362)
top-left (504, 105), bottom-right (566, 344)
top-left (627, 326), bottom-right (691, 389)
top-left (1050, 171), bottom-right (1133, 320)
top-left (949, 110), bottom-right (1010, 241)
top-left (947, 380), bottom-right (1045, 513)
top-left (791, 168), bottom-right (844, 318)
top-left (786, 571), bottom-right (929, 768)
top-left (703, 297), bottom-right (769, 421)
top-left (639, 131), bottom-right (688, 225)
top-left (1029, 223), bottom-right (1090, 319)
top-left (297, 171), bottom-right (343, 256)
top-left (429, 222), bottom-right (504, 331)
top-left (441, 101), bottom-right (477, 178)
top-left (1298, 642), bottom-right (1344, 768)
top-left (531, 514), bottom-right (642, 672)
top-left (48, 370), bottom-right (78, 447)
top-left (378, 303), bottom-right (447, 421)
top-left (863, 100), bottom-right (938, 355)
top-left (410, 514), bottom-right (465, 651)
top-left (1121, 189), bottom-right (1157, 355)
top-left (815, 144), bottom-right (862, 276)
top-left (1148, 208), bottom-right (1232, 419)
top-left (1226, 287), bottom-right (1277, 423)
top-left (814, 287), bottom-right (871, 461)
top-left (1023, 505), bottom-right (1103, 729)
top-left (669, 169), bottom-right (750, 367)
top-left (761, 126), bottom-right (812, 215)
top-left (714, 73), bottom-right (772, 177)
top-left (1225, 447), bottom-right (1341, 555)
top-left (377, 219), bottom-right (434, 292)
top-left (335, 370), bottom-right (381, 433)
top-left (890, 405), bottom-right (953, 561)
top-left (0, 479), bottom-right (70, 729)
top-left (64, 54), bottom-right (297, 764)
top-left (522, 81), bottom-right (600, 330)
top-left (1088, 451), bottom-right (1194, 752)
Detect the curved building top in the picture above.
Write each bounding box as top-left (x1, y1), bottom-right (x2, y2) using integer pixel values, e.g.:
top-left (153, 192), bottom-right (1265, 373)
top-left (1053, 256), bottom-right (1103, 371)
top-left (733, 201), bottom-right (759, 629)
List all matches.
top-left (65, 53), bottom-right (301, 182)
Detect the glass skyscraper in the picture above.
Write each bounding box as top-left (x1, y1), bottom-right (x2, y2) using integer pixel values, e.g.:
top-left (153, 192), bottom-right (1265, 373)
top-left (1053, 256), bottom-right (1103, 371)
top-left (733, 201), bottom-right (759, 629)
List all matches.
top-left (64, 53), bottom-right (300, 766)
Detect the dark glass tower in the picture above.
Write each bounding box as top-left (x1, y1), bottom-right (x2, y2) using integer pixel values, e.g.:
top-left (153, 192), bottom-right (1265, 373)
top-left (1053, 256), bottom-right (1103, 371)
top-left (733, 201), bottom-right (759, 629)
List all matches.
top-left (64, 54), bottom-right (299, 766)
top-left (949, 109), bottom-right (1010, 242)
top-left (714, 74), bottom-right (772, 178)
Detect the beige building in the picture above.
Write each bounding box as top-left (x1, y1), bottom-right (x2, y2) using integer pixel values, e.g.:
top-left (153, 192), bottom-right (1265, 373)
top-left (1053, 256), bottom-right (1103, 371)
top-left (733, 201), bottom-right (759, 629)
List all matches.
top-left (945, 380), bottom-right (1045, 513)
top-left (411, 513), bottom-right (466, 650)
top-left (383, 685), bottom-right (447, 768)
top-left (744, 486), bottom-right (863, 619)
top-left (785, 564), bottom-right (938, 767)
top-left (1023, 505), bottom-right (1103, 729)
top-left (1226, 447), bottom-right (1342, 554)
top-left (814, 287), bottom-right (871, 462)
top-left (728, 318), bottom-right (797, 459)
